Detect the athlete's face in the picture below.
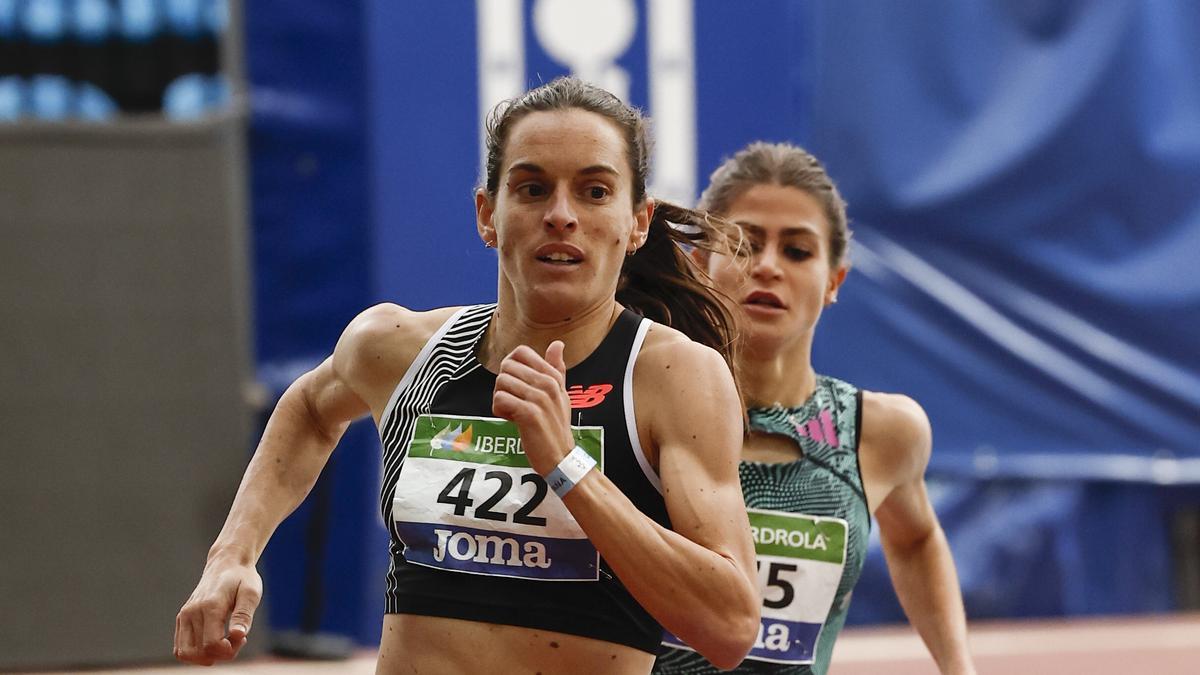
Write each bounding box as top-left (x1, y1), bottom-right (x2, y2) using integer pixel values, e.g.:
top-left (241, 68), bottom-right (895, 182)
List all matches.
top-left (706, 184), bottom-right (847, 357)
top-left (476, 109), bottom-right (651, 321)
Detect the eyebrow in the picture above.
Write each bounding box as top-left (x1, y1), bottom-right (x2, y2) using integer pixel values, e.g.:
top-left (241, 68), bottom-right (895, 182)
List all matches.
top-left (507, 162), bottom-right (621, 178)
top-left (737, 222), bottom-right (820, 237)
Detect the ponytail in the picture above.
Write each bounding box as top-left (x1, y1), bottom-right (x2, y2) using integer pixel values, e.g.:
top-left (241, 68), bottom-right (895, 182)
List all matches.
top-left (617, 200), bottom-right (745, 376)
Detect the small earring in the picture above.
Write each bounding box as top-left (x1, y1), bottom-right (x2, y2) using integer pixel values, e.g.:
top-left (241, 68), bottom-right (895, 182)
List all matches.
top-left (626, 247), bottom-right (637, 257)
top-left (485, 240), bottom-right (495, 249)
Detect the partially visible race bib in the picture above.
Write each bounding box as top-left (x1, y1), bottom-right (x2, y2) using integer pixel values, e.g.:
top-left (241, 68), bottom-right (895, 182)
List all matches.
top-left (663, 508), bottom-right (848, 665)
top-left (392, 414), bottom-right (604, 581)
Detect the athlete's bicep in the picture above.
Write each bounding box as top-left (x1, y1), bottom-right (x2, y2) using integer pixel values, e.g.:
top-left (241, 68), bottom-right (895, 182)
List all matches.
top-left (863, 392), bottom-right (936, 544)
top-left (646, 342), bottom-right (751, 560)
top-left (658, 435), bottom-right (749, 558)
top-left (293, 358), bottom-right (371, 440)
top-left (324, 302), bottom-right (458, 424)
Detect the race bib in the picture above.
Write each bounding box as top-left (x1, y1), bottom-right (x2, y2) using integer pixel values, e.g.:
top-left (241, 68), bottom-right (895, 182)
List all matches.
top-left (663, 508), bottom-right (848, 665)
top-left (392, 414), bottom-right (604, 581)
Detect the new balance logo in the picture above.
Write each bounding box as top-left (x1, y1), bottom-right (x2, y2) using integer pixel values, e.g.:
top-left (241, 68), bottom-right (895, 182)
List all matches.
top-left (568, 384), bottom-right (613, 409)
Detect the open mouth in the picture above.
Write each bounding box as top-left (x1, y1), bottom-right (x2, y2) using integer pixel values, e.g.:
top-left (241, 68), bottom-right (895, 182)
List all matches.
top-left (743, 290), bottom-right (786, 309)
top-left (535, 244), bottom-right (584, 265)
top-left (536, 252), bottom-right (582, 264)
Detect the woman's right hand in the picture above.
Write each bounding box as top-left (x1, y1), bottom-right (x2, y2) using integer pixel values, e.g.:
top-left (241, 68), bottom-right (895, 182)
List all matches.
top-left (173, 558), bottom-right (262, 665)
top-left (169, 304), bottom-right (443, 666)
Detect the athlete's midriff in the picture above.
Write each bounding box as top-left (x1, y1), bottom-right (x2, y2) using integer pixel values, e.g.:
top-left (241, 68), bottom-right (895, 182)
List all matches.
top-left (377, 614), bottom-right (655, 674)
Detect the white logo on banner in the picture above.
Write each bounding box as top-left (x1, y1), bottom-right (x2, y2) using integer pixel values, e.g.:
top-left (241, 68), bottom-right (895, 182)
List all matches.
top-left (535, 0), bottom-right (636, 100)
top-left (475, 0), bottom-right (696, 204)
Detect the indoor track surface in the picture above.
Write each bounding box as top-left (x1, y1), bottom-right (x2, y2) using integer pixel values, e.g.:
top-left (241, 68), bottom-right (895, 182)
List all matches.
top-left (14, 613), bottom-right (1200, 674)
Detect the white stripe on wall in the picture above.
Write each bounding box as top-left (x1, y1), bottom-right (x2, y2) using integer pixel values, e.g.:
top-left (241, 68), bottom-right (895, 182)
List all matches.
top-left (476, 0), bottom-right (526, 177)
top-left (648, 0), bottom-right (696, 205)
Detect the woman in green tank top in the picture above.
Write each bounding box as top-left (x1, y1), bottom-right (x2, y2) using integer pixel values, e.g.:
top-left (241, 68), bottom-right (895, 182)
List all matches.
top-left (654, 142), bottom-right (976, 675)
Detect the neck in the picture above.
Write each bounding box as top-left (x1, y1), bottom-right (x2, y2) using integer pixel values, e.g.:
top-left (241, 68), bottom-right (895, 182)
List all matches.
top-left (480, 284), bottom-right (621, 371)
top-left (739, 334), bottom-right (817, 409)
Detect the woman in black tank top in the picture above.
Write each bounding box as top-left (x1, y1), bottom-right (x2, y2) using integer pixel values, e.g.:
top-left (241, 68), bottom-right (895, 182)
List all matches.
top-left (173, 78), bottom-right (761, 674)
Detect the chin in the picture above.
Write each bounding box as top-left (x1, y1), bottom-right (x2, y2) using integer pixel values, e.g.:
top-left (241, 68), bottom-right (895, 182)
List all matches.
top-left (740, 332), bottom-right (789, 359)
top-left (521, 286), bottom-right (598, 321)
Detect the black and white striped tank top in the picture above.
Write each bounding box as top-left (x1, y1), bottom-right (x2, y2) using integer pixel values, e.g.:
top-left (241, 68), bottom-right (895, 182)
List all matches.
top-left (375, 303), bottom-right (672, 652)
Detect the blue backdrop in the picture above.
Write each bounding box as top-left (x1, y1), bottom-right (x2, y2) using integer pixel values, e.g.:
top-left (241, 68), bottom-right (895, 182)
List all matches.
top-left (807, 0), bottom-right (1200, 478)
top-left (244, 0), bottom-right (1200, 646)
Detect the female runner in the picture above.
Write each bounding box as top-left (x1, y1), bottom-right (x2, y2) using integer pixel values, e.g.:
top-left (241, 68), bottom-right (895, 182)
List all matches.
top-left (655, 142), bottom-right (975, 675)
top-left (173, 78), bottom-right (760, 674)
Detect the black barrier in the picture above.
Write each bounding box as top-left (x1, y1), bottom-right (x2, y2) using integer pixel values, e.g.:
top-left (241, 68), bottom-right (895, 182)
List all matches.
top-left (0, 0), bottom-right (228, 119)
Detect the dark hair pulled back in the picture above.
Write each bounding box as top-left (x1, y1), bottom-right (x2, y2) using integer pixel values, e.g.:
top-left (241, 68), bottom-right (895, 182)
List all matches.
top-left (482, 77), bottom-right (745, 371)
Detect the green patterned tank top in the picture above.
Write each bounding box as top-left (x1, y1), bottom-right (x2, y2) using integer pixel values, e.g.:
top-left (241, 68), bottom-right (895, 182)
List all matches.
top-left (654, 375), bottom-right (869, 675)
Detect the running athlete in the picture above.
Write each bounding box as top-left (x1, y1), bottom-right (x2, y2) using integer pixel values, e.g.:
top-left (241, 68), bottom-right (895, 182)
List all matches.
top-left (654, 142), bottom-right (975, 675)
top-left (173, 78), bottom-right (760, 674)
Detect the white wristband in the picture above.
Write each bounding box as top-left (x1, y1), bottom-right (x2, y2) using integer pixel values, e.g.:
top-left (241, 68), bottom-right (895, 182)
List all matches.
top-left (546, 446), bottom-right (597, 498)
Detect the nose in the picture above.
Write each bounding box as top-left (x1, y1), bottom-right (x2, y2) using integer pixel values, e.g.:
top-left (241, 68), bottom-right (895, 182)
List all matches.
top-left (543, 187), bottom-right (577, 233)
top-left (750, 245), bottom-right (783, 281)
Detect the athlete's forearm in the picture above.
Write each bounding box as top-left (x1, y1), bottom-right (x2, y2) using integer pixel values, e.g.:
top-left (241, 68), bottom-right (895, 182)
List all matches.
top-left (208, 378), bottom-right (349, 566)
top-left (562, 472), bottom-right (759, 670)
top-left (883, 524), bottom-right (975, 675)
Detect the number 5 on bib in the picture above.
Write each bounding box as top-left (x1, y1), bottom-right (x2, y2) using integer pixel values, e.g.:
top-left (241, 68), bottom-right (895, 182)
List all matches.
top-left (663, 509), bottom-right (848, 665)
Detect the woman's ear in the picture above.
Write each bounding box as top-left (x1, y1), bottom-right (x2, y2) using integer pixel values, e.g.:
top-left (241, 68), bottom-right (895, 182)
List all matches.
top-left (629, 198), bottom-right (654, 254)
top-left (825, 264), bottom-right (849, 305)
top-left (476, 189), bottom-right (497, 248)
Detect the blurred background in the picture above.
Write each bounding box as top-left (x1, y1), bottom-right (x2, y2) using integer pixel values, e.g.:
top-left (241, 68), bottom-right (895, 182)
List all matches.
top-left (2, 0), bottom-right (1198, 670)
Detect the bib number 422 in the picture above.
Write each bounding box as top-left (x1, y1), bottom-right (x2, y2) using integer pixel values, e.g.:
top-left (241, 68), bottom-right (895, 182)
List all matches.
top-left (436, 467), bottom-right (548, 526)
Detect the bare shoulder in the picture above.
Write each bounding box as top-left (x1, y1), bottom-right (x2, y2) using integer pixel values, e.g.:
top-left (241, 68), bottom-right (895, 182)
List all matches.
top-left (860, 391), bottom-right (932, 481)
top-left (332, 303), bottom-right (463, 411)
top-left (634, 323), bottom-right (741, 460)
top-left (636, 323), bottom-right (737, 395)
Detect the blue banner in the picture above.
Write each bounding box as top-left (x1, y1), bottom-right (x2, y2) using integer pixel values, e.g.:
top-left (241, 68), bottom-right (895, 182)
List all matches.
top-left (806, 0), bottom-right (1200, 480)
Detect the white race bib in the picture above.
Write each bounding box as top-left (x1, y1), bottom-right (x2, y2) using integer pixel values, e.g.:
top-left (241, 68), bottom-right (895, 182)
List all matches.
top-left (663, 508), bottom-right (848, 665)
top-left (392, 414), bottom-right (605, 581)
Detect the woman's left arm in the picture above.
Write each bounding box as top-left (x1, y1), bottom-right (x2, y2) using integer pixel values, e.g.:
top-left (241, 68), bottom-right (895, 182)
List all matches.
top-left (493, 338), bottom-right (759, 669)
top-left (864, 394), bottom-right (976, 675)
